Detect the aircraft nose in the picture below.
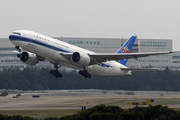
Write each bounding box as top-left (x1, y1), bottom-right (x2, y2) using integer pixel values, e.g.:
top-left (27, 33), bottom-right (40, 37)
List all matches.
top-left (9, 34), bottom-right (19, 41)
top-left (9, 34), bottom-right (14, 41)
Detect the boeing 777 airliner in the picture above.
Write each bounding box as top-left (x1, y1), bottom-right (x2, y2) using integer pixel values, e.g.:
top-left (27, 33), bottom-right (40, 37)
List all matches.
top-left (9, 30), bottom-right (172, 78)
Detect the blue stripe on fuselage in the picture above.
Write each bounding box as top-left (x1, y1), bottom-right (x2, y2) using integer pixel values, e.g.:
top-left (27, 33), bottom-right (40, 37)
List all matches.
top-left (9, 34), bottom-right (71, 53)
top-left (98, 63), bottom-right (112, 68)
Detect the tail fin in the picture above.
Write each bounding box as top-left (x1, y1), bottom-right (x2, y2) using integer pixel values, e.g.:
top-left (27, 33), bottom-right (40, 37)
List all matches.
top-left (116, 36), bottom-right (137, 66)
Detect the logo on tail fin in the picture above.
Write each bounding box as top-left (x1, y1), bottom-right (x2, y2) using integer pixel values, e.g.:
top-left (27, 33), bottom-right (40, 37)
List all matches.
top-left (121, 46), bottom-right (130, 61)
top-left (121, 47), bottom-right (130, 53)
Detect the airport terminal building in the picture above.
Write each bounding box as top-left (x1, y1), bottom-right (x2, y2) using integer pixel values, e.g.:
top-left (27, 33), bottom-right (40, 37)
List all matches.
top-left (0, 37), bottom-right (180, 70)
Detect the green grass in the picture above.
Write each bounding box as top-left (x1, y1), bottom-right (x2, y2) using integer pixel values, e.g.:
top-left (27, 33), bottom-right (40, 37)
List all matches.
top-left (151, 98), bottom-right (180, 105)
top-left (0, 109), bottom-right (80, 119)
top-left (105, 98), bottom-right (180, 106)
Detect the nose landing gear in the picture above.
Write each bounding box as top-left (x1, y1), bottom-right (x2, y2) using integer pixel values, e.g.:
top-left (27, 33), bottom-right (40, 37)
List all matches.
top-left (15, 46), bottom-right (21, 52)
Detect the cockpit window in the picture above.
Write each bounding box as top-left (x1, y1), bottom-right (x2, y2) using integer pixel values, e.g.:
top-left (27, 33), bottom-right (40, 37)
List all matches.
top-left (13, 32), bottom-right (21, 35)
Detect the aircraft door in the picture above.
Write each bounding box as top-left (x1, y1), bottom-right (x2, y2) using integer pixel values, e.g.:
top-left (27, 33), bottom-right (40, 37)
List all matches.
top-left (47, 41), bottom-right (55, 57)
top-left (46, 41), bottom-right (59, 63)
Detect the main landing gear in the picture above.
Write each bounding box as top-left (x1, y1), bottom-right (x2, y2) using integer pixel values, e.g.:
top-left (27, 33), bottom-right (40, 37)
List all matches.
top-left (50, 64), bottom-right (62, 78)
top-left (50, 69), bottom-right (62, 78)
top-left (79, 70), bottom-right (91, 78)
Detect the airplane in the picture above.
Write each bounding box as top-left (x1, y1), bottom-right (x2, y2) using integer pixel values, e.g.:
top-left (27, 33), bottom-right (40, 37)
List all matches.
top-left (9, 30), bottom-right (172, 78)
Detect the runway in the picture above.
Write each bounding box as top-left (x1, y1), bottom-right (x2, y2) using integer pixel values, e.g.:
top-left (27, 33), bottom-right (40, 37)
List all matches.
top-left (0, 96), bottom-right (128, 110)
top-left (0, 89), bottom-right (180, 110)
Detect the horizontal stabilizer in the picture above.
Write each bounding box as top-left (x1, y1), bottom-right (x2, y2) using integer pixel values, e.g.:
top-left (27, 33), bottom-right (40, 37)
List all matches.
top-left (121, 68), bottom-right (159, 71)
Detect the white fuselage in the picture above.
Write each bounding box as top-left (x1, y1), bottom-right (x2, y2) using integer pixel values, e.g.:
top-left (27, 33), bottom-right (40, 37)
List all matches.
top-left (9, 30), bottom-right (131, 76)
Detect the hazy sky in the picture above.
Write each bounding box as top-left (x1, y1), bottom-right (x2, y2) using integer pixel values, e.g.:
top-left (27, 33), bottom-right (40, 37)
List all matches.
top-left (1, 0), bottom-right (180, 50)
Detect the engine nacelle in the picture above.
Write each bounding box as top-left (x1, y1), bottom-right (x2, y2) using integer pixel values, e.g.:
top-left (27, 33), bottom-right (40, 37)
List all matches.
top-left (71, 52), bottom-right (90, 66)
top-left (19, 52), bottom-right (39, 66)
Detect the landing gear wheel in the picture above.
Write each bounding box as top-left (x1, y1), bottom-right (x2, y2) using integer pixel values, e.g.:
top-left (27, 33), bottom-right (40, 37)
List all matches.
top-left (17, 54), bottom-right (20, 58)
top-left (79, 70), bottom-right (83, 75)
top-left (79, 70), bottom-right (91, 79)
top-left (50, 69), bottom-right (62, 78)
top-left (50, 70), bottom-right (53, 74)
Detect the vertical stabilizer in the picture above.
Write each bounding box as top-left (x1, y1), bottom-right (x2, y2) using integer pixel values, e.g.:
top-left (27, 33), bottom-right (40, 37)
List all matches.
top-left (116, 36), bottom-right (137, 66)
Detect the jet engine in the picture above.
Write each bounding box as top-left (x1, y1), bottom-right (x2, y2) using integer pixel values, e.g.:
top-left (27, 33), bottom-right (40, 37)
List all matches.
top-left (71, 52), bottom-right (90, 66)
top-left (17, 52), bottom-right (39, 66)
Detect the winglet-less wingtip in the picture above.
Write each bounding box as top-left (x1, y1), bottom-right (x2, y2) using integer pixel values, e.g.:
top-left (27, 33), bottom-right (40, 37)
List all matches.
top-left (169, 51), bottom-right (174, 53)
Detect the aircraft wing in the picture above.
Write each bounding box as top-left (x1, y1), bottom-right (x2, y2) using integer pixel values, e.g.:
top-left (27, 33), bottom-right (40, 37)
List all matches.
top-left (120, 68), bottom-right (159, 71)
top-left (88, 51), bottom-right (173, 63)
top-left (60, 51), bottom-right (173, 65)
